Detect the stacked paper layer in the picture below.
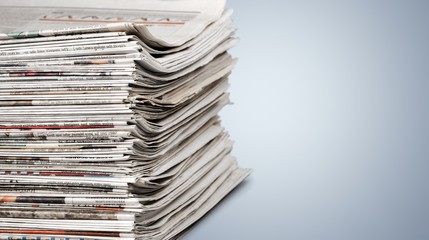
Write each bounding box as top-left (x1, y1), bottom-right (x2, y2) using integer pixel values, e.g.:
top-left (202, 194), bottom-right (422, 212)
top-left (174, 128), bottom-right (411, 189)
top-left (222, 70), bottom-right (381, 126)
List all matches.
top-left (0, 1), bottom-right (251, 239)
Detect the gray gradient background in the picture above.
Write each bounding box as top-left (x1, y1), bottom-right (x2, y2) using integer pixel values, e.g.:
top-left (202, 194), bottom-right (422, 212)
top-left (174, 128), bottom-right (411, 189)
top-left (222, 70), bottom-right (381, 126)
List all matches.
top-left (186, 0), bottom-right (429, 239)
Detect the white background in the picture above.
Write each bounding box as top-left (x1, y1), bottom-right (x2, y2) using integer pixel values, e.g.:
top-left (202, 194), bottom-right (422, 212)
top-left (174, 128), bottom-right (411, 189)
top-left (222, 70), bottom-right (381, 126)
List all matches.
top-left (186, 0), bottom-right (429, 239)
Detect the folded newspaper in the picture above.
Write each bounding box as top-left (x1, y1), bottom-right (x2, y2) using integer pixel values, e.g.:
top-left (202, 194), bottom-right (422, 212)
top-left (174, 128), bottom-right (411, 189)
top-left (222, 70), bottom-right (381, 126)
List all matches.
top-left (0, 0), bottom-right (251, 239)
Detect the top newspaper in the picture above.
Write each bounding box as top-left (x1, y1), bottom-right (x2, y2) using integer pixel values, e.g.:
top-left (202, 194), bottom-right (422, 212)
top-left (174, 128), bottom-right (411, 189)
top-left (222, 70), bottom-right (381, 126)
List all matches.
top-left (0, 0), bottom-right (226, 47)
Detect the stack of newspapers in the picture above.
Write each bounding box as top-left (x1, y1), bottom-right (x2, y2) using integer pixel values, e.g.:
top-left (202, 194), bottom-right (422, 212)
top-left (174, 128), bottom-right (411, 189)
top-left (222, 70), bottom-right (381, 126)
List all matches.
top-left (0, 0), bottom-right (251, 239)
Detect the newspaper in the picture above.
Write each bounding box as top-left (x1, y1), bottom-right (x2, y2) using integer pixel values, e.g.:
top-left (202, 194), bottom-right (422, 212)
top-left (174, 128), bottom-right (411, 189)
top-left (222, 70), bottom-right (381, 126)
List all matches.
top-left (0, 0), bottom-right (227, 47)
top-left (0, 1), bottom-right (251, 239)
